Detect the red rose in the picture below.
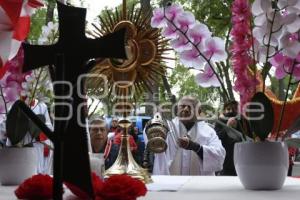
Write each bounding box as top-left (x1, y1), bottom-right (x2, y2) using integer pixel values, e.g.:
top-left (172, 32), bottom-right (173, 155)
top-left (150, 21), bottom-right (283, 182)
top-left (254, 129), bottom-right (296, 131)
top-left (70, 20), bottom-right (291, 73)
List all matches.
top-left (98, 175), bottom-right (147, 200)
top-left (66, 172), bottom-right (104, 199)
top-left (15, 174), bottom-right (53, 200)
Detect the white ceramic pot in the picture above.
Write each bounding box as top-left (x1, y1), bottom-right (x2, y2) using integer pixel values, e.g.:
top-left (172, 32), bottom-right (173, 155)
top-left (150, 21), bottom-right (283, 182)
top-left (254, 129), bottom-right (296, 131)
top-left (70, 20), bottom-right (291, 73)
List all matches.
top-left (0, 147), bottom-right (38, 185)
top-left (234, 141), bottom-right (288, 190)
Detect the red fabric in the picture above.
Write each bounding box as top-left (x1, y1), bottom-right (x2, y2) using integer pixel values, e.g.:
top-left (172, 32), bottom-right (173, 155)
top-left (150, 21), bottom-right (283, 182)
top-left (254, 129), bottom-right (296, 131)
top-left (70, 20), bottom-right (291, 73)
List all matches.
top-left (0, 62), bottom-right (8, 79)
top-left (28, 0), bottom-right (43, 8)
top-left (99, 175), bottom-right (147, 200)
top-left (13, 16), bottom-right (31, 40)
top-left (271, 100), bottom-right (300, 133)
top-left (0, 0), bottom-right (23, 25)
top-left (39, 132), bottom-right (50, 157)
top-left (66, 172), bottom-right (103, 199)
top-left (15, 174), bottom-right (53, 200)
top-left (113, 133), bottom-right (137, 151)
top-left (104, 140), bottom-right (112, 159)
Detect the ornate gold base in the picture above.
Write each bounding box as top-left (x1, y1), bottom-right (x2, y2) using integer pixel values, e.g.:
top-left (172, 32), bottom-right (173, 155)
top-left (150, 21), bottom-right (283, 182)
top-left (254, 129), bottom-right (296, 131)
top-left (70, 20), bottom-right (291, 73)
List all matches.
top-left (103, 119), bottom-right (152, 183)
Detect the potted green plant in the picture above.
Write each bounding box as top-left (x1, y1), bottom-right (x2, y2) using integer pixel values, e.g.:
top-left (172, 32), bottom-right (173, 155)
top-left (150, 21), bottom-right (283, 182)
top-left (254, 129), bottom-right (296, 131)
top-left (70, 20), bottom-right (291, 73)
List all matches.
top-left (234, 92), bottom-right (289, 190)
top-left (0, 56), bottom-right (53, 185)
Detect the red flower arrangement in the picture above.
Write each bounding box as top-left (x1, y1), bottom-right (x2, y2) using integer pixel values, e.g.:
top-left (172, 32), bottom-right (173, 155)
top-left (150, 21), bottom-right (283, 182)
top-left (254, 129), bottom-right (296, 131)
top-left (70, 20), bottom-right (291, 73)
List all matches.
top-left (15, 174), bottom-right (53, 200)
top-left (67, 173), bottom-right (147, 200)
top-left (15, 173), bottom-right (147, 200)
top-left (99, 175), bottom-right (147, 200)
top-left (65, 172), bottom-right (104, 199)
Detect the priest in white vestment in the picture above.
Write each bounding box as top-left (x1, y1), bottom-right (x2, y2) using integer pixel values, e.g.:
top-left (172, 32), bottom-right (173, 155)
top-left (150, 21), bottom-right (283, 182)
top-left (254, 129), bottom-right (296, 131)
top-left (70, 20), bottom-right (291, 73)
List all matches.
top-left (145, 96), bottom-right (225, 175)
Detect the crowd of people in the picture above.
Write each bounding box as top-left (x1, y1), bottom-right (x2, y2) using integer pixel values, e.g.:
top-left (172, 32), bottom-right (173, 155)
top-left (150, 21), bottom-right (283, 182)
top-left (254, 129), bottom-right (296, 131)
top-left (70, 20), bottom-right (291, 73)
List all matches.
top-left (1, 95), bottom-right (299, 177)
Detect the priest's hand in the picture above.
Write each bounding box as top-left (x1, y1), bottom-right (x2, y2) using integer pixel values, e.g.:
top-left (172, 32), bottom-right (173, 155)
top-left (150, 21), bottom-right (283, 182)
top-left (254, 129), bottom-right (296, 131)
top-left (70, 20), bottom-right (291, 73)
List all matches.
top-left (177, 135), bottom-right (200, 151)
top-left (177, 136), bottom-right (203, 159)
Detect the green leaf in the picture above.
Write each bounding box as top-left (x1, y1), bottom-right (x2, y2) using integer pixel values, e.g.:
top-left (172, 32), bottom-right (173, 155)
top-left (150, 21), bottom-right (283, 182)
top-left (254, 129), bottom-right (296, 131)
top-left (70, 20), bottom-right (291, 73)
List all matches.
top-left (248, 92), bottom-right (274, 141)
top-left (6, 103), bottom-right (30, 146)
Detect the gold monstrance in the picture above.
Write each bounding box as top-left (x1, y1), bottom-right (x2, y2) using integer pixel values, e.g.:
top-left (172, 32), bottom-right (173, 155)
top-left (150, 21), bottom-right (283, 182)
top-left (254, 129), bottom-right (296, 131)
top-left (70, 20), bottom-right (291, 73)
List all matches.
top-left (86, 0), bottom-right (172, 183)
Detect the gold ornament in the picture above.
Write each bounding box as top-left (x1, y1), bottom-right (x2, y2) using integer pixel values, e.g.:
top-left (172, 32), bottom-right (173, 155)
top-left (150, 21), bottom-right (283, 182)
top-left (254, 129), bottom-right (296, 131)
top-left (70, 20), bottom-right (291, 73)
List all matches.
top-left (86, 1), bottom-right (172, 183)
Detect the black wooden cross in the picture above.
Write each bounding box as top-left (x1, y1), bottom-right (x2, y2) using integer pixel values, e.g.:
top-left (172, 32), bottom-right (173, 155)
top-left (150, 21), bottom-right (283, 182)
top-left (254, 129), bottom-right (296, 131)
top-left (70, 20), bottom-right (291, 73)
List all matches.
top-left (20, 1), bottom-right (126, 199)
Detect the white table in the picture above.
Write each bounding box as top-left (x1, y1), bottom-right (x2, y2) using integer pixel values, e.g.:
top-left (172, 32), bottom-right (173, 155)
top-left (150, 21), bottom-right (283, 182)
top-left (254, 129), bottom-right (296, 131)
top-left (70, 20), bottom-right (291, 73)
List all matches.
top-left (1, 176), bottom-right (300, 200)
top-left (140, 176), bottom-right (300, 200)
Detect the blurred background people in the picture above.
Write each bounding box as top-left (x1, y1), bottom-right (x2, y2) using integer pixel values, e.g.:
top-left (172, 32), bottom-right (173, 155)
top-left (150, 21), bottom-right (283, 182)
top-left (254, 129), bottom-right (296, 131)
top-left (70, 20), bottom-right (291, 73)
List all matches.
top-left (214, 100), bottom-right (252, 175)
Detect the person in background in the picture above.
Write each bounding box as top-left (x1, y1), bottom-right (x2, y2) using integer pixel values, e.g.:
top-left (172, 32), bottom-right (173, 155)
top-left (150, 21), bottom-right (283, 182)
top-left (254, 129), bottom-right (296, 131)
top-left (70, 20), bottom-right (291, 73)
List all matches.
top-left (113, 125), bottom-right (138, 152)
top-left (145, 96), bottom-right (225, 175)
top-left (89, 118), bottom-right (138, 169)
top-left (214, 100), bottom-right (252, 176)
top-left (109, 117), bottom-right (118, 133)
top-left (128, 124), bottom-right (138, 143)
top-left (89, 118), bottom-right (118, 169)
top-left (288, 147), bottom-right (297, 176)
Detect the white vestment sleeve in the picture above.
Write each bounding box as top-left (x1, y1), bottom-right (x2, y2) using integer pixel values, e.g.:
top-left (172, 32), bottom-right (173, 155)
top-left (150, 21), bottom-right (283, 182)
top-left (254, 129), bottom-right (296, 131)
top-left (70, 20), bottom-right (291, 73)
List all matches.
top-left (201, 124), bottom-right (226, 172)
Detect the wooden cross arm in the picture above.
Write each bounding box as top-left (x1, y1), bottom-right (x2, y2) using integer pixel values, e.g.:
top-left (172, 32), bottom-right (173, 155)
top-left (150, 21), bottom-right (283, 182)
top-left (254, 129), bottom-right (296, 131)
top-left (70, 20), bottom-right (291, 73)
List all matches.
top-left (22, 43), bottom-right (57, 72)
top-left (85, 28), bottom-right (127, 59)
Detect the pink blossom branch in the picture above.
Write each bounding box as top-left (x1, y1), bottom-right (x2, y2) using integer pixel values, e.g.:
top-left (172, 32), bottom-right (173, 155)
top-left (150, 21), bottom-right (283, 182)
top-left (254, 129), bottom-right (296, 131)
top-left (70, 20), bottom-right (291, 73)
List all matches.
top-left (261, 9), bottom-right (279, 91)
top-left (162, 8), bottom-right (229, 100)
top-left (28, 68), bottom-right (44, 106)
top-left (276, 60), bottom-right (296, 141)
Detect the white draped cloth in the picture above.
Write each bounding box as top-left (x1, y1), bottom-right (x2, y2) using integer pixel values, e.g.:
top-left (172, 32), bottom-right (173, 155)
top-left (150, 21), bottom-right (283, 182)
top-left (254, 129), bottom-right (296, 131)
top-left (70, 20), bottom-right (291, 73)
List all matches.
top-left (145, 118), bottom-right (225, 175)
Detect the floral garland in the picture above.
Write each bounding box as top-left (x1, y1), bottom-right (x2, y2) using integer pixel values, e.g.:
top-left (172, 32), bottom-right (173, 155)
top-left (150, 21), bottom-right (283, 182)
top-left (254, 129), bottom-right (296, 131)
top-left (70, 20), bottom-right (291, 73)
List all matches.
top-left (15, 173), bottom-right (147, 200)
top-left (230, 0), bottom-right (257, 111)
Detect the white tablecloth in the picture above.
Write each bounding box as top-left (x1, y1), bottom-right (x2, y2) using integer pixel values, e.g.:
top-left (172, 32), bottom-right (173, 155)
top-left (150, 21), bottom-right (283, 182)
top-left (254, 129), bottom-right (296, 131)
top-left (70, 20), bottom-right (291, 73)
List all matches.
top-left (1, 176), bottom-right (300, 200)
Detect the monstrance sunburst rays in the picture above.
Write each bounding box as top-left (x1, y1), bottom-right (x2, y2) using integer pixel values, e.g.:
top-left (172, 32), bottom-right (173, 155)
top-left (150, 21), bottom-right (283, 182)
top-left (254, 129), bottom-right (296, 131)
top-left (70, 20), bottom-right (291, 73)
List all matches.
top-left (86, 4), bottom-right (173, 105)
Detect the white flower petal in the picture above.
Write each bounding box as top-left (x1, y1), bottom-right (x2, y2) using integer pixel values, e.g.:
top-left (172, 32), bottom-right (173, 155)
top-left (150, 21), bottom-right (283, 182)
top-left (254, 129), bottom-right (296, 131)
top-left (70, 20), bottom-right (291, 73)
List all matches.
top-left (285, 16), bottom-right (300, 33)
top-left (252, 0), bottom-right (264, 16)
top-left (180, 48), bottom-right (205, 69)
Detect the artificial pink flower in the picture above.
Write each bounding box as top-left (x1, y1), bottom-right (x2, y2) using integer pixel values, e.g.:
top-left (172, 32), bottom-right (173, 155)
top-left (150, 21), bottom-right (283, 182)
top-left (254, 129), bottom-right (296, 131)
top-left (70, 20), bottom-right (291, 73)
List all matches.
top-left (151, 3), bottom-right (226, 89)
top-left (164, 4), bottom-right (184, 21)
top-left (251, 0), bottom-right (272, 18)
top-left (203, 37), bottom-right (227, 62)
top-left (195, 64), bottom-right (220, 87)
top-left (162, 22), bottom-right (177, 39)
top-left (278, 31), bottom-right (300, 58)
top-left (179, 46), bottom-right (205, 69)
top-left (270, 53), bottom-right (300, 80)
top-left (4, 87), bottom-right (20, 102)
top-left (0, 46), bottom-right (29, 119)
top-left (174, 11), bottom-right (195, 32)
top-left (151, 8), bottom-right (166, 28)
top-left (170, 33), bottom-right (191, 52)
top-left (187, 22), bottom-right (211, 45)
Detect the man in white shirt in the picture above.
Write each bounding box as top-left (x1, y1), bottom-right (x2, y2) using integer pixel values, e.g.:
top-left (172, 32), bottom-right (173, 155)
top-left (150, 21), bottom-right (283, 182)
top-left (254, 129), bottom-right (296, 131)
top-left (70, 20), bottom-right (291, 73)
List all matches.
top-left (146, 96), bottom-right (225, 175)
